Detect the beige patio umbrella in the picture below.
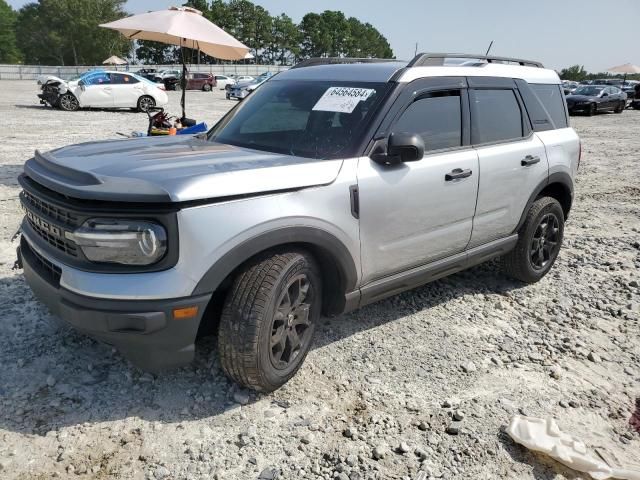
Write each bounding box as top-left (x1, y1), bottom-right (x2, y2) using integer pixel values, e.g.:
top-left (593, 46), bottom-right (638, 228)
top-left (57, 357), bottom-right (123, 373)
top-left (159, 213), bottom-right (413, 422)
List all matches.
top-left (100, 6), bottom-right (250, 119)
top-left (607, 63), bottom-right (640, 89)
top-left (102, 55), bottom-right (127, 65)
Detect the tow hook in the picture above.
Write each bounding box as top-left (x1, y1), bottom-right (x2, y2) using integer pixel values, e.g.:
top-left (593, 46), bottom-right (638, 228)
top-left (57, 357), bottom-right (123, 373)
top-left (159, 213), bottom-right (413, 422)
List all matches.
top-left (13, 246), bottom-right (23, 271)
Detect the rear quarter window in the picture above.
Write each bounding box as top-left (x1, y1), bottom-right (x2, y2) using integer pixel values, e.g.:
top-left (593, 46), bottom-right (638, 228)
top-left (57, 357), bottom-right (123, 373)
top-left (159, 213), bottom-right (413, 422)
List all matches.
top-left (530, 84), bottom-right (568, 129)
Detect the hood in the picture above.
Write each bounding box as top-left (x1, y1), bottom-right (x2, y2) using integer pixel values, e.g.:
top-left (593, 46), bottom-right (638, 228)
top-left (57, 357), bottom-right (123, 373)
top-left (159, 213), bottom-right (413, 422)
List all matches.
top-left (37, 75), bottom-right (68, 86)
top-left (566, 94), bottom-right (597, 102)
top-left (23, 135), bottom-right (343, 203)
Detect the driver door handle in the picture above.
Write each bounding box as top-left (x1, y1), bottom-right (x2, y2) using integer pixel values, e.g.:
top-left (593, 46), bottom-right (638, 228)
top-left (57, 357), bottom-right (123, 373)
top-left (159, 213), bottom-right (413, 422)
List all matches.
top-left (445, 168), bottom-right (472, 181)
top-left (521, 155), bottom-right (541, 166)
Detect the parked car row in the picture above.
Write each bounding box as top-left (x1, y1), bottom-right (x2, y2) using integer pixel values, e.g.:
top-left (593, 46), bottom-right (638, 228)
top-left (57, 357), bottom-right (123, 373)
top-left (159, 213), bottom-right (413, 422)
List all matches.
top-left (226, 72), bottom-right (275, 100)
top-left (37, 70), bottom-right (168, 112)
top-left (36, 69), bottom-right (277, 111)
top-left (565, 85), bottom-right (627, 115)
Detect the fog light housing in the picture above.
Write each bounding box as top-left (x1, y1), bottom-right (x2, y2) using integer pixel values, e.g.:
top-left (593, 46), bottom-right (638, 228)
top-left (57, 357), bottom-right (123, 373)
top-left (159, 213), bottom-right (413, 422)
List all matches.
top-left (66, 219), bottom-right (167, 266)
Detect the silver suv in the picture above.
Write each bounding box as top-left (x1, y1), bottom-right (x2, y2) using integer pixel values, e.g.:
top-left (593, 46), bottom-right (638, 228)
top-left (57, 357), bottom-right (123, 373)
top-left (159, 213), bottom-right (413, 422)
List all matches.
top-left (17, 53), bottom-right (580, 392)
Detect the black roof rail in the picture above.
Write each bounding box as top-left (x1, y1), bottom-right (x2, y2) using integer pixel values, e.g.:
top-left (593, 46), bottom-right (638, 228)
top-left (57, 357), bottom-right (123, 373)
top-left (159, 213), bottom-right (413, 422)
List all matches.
top-left (291, 57), bottom-right (399, 69)
top-left (408, 53), bottom-right (544, 68)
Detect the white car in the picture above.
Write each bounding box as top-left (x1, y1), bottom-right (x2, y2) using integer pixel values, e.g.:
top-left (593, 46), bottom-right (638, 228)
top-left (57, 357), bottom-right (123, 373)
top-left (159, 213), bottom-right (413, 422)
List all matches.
top-left (154, 69), bottom-right (181, 81)
top-left (37, 70), bottom-right (169, 112)
top-left (214, 74), bottom-right (236, 89)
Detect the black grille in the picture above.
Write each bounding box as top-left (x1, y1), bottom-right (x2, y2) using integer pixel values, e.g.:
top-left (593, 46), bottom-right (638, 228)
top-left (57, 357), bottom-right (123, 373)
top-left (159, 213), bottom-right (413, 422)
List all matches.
top-left (25, 240), bottom-right (62, 286)
top-left (20, 190), bottom-right (79, 257)
top-left (22, 189), bottom-right (78, 226)
top-left (26, 216), bottom-right (78, 256)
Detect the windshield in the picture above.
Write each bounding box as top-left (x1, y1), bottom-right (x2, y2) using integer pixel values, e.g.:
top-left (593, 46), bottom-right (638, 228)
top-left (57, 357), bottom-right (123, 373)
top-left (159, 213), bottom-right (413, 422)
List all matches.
top-left (208, 80), bottom-right (391, 159)
top-left (573, 86), bottom-right (603, 96)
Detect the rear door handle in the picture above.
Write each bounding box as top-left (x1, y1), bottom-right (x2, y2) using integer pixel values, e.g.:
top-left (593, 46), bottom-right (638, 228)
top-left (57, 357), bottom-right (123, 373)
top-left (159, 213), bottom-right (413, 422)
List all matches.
top-left (521, 155), bottom-right (541, 166)
top-left (445, 168), bottom-right (472, 181)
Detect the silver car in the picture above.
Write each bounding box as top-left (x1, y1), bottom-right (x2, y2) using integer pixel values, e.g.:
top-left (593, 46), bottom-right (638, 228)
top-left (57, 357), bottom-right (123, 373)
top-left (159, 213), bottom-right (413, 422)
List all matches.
top-left (17, 53), bottom-right (579, 392)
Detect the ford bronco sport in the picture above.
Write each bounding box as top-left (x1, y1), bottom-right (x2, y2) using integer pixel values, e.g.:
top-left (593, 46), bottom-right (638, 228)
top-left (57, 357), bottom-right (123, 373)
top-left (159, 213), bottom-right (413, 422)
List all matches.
top-left (17, 53), bottom-right (579, 392)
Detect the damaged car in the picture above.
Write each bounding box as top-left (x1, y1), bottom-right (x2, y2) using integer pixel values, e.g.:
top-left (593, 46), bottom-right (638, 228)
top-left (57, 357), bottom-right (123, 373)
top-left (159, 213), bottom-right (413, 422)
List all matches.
top-left (37, 70), bottom-right (168, 112)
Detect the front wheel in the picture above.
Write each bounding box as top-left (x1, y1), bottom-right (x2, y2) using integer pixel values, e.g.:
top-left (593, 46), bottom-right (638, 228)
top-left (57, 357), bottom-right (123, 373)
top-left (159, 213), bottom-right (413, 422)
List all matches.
top-left (58, 93), bottom-right (79, 111)
top-left (137, 95), bottom-right (155, 112)
top-left (218, 251), bottom-right (322, 392)
top-left (587, 103), bottom-right (597, 116)
top-left (502, 197), bottom-right (564, 283)
top-left (203, 83), bottom-right (212, 92)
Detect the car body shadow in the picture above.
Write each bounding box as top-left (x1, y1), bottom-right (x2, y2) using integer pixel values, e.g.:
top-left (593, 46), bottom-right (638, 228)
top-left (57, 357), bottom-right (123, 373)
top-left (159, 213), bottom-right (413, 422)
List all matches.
top-left (0, 260), bottom-right (522, 436)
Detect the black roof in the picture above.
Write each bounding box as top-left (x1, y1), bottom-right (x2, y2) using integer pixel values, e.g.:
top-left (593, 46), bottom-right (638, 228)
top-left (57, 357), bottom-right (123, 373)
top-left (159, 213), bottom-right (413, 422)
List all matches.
top-left (276, 61), bottom-right (408, 83)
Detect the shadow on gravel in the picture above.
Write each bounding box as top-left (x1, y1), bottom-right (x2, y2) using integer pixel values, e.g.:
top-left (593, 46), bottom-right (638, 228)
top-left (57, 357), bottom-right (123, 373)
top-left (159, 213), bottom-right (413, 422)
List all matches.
top-left (0, 260), bottom-right (522, 436)
top-left (312, 259), bottom-right (522, 351)
top-left (0, 165), bottom-right (23, 188)
top-left (498, 428), bottom-right (582, 480)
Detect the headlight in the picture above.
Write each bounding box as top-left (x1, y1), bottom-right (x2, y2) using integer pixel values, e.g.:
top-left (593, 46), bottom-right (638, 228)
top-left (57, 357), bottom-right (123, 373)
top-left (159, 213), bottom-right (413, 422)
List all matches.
top-left (66, 219), bottom-right (167, 265)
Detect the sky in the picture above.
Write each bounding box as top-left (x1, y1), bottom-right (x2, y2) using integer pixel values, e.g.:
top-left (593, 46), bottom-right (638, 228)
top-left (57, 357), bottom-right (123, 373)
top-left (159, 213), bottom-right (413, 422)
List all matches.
top-left (7, 0), bottom-right (640, 72)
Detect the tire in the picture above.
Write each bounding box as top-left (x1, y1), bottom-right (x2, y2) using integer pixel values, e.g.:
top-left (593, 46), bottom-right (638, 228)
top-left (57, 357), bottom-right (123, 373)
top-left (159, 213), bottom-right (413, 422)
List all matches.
top-left (614, 101), bottom-right (625, 113)
top-left (137, 95), bottom-right (155, 112)
top-left (587, 103), bottom-right (597, 116)
top-left (218, 250), bottom-right (322, 392)
top-left (203, 83), bottom-right (212, 92)
top-left (502, 197), bottom-right (564, 284)
top-left (58, 93), bottom-right (79, 111)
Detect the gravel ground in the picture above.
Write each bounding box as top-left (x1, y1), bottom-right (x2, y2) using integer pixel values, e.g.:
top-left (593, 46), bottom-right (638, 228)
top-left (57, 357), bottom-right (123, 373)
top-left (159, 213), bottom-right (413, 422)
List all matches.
top-left (0, 80), bottom-right (639, 480)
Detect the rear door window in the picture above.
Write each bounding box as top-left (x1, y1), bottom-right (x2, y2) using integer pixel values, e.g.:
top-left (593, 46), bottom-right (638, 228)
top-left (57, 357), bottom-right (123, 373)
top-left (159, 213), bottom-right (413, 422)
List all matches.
top-left (111, 73), bottom-right (139, 84)
top-left (470, 89), bottom-right (524, 144)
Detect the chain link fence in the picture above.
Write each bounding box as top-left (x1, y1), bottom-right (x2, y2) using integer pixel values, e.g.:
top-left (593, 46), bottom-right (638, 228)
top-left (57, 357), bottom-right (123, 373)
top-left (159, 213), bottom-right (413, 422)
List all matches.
top-left (0, 64), bottom-right (290, 80)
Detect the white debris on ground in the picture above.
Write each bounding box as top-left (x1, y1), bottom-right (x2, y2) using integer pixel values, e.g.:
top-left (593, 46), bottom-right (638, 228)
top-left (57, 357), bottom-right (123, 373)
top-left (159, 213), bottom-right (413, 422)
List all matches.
top-left (0, 81), bottom-right (639, 479)
top-left (507, 415), bottom-right (640, 479)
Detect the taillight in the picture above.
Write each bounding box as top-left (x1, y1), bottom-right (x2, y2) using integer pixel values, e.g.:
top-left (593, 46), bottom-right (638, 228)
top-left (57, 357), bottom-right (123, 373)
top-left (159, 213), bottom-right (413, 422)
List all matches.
top-left (158, 85), bottom-right (166, 91)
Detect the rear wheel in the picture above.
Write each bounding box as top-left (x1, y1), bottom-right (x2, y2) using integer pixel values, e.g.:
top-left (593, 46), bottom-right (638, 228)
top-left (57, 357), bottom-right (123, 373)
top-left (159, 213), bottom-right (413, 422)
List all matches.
top-left (614, 101), bottom-right (625, 113)
top-left (137, 95), bottom-right (155, 112)
top-left (218, 250), bottom-right (322, 392)
top-left (202, 83), bottom-right (212, 92)
top-left (502, 197), bottom-right (564, 283)
top-left (58, 93), bottom-right (79, 111)
top-left (587, 103), bottom-right (597, 116)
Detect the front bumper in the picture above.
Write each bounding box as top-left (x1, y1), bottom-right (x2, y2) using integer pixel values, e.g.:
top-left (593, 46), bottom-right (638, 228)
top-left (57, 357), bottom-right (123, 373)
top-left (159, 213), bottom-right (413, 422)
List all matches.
top-left (567, 103), bottom-right (592, 114)
top-left (20, 236), bottom-right (211, 372)
top-left (227, 90), bottom-right (247, 100)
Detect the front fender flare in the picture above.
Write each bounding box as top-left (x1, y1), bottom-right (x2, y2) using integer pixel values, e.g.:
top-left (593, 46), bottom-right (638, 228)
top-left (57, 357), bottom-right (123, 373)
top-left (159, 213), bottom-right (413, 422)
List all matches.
top-left (191, 226), bottom-right (359, 304)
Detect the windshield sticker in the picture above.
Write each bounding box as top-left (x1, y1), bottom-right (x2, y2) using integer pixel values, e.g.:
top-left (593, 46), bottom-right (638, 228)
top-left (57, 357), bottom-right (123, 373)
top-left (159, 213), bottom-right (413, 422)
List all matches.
top-left (312, 87), bottom-right (376, 113)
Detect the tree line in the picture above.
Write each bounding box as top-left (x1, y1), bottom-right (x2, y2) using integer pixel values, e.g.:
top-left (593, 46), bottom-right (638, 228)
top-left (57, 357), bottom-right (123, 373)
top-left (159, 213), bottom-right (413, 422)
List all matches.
top-left (559, 65), bottom-right (640, 82)
top-left (0, 0), bottom-right (394, 66)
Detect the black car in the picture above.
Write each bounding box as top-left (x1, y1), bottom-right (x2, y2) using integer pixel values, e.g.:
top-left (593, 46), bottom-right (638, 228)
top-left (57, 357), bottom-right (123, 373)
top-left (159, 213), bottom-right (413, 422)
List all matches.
top-left (565, 85), bottom-right (626, 115)
top-left (136, 68), bottom-right (159, 81)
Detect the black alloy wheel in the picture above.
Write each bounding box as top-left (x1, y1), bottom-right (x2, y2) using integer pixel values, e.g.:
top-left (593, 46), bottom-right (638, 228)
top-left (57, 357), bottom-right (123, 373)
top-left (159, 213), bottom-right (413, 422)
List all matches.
top-left (529, 213), bottom-right (560, 271)
top-left (269, 274), bottom-right (314, 370)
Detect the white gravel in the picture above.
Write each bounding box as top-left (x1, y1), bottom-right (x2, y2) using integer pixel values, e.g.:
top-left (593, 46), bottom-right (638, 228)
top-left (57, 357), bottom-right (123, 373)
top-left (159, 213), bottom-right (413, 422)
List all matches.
top-left (0, 80), bottom-right (639, 479)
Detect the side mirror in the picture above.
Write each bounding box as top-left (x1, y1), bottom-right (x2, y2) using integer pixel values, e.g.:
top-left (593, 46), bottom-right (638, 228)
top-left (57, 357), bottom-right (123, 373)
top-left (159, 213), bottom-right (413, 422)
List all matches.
top-left (601, 92), bottom-right (608, 97)
top-left (371, 132), bottom-right (425, 165)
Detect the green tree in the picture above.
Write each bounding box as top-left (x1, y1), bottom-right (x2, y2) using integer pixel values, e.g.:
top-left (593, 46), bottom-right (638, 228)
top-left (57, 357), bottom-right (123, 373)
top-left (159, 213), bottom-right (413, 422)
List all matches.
top-left (0, 0), bottom-right (21, 63)
top-left (16, 0), bottom-right (130, 65)
top-left (559, 65), bottom-right (588, 82)
top-left (300, 10), bottom-right (393, 60)
top-left (267, 13), bottom-right (300, 64)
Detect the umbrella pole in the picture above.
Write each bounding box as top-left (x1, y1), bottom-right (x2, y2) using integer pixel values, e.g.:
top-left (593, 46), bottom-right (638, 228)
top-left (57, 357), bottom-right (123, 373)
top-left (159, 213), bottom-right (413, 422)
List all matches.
top-left (180, 43), bottom-right (187, 120)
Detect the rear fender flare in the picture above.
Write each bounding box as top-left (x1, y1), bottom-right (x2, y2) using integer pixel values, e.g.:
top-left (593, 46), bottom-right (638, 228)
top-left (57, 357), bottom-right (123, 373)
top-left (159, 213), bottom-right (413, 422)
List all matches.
top-left (513, 172), bottom-right (574, 233)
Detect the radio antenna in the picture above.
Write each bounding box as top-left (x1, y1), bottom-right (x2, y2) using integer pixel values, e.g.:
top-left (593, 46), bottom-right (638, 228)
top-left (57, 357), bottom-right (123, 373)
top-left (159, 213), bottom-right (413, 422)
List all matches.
top-left (485, 40), bottom-right (494, 56)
